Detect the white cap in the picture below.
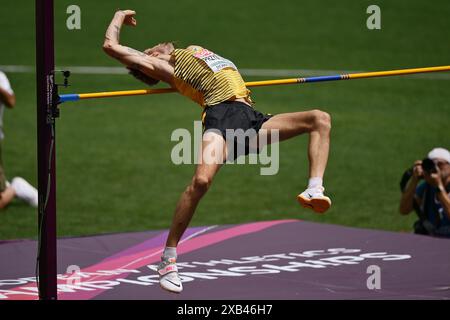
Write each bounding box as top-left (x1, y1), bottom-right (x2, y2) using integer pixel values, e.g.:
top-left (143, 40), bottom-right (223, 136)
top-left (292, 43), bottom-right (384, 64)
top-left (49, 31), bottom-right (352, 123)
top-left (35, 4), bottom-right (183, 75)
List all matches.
top-left (428, 148), bottom-right (450, 164)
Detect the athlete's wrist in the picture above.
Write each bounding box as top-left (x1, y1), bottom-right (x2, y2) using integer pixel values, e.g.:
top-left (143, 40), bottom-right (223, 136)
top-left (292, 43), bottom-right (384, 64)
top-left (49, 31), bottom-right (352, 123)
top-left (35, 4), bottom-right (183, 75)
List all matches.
top-left (114, 11), bottom-right (126, 22)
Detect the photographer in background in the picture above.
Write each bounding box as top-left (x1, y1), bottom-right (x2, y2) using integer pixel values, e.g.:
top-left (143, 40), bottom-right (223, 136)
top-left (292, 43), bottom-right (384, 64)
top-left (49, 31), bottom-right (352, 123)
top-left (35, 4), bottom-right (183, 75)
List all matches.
top-left (399, 148), bottom-right (450, 238)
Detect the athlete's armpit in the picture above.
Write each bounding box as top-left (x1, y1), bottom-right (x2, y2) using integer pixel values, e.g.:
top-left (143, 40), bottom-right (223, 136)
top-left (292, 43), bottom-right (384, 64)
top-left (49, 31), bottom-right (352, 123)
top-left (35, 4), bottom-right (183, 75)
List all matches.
top-left (126, 47), bottom-right (148, 58)
top-left (103, 43), bottom-right (156, 71)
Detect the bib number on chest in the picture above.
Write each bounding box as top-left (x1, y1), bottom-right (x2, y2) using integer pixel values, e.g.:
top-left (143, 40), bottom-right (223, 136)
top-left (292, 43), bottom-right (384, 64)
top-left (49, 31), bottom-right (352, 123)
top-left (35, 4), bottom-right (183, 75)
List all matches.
top-left (193, 49), bottom-right (238, 73)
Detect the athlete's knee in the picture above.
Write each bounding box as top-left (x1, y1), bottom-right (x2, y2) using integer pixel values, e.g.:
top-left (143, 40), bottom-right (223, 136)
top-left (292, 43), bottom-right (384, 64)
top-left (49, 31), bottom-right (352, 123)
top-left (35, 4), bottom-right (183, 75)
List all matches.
top-left (311, 109), bottom-right (331, 132)
top-left (190, 175), bottom-right (212, 194)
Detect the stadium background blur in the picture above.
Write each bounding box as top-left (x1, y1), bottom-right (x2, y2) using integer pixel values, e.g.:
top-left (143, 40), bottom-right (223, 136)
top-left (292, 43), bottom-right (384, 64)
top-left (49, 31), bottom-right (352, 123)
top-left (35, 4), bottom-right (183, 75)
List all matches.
top-left (0, 0), bottom-right (449, 239)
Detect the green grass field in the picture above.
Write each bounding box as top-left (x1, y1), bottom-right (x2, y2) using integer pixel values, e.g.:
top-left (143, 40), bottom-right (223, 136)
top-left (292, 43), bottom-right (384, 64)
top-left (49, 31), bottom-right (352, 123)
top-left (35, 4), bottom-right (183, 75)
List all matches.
top-left (0, 0), bottom-right (449, 239)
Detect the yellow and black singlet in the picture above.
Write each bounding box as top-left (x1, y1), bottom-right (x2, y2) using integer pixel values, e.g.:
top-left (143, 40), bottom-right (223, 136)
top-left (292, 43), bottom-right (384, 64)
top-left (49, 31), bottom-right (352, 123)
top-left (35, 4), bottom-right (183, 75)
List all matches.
top-left (172, 47), bottom-right (252, 107)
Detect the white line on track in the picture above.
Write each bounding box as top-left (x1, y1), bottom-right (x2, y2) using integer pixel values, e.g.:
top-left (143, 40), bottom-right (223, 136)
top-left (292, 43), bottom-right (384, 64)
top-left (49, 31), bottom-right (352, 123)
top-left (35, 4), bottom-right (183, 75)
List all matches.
top-left (120, 224), bottom-right (218, 270)
top-left (1, 65), bottom-right (449, 80)
top-left (65, 224), bottom-right (219, 285)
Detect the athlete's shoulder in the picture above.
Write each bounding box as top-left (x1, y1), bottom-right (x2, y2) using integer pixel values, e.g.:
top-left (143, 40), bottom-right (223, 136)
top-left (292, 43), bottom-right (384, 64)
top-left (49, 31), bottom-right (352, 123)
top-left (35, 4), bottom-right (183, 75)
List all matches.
top-left (185, 45), bottom-right (204, 53)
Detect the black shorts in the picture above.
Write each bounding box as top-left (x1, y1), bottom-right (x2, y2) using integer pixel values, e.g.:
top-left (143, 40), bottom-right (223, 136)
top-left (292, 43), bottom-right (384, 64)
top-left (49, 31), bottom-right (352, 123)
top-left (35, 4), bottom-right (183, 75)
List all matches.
top-left (202, 101), bottom-right (273, 160)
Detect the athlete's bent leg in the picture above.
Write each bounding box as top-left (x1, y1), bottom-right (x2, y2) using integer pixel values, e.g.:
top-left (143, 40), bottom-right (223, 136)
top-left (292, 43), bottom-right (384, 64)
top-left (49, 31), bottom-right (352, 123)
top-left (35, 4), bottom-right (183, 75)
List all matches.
top-left (260, 109), bottom-right (332, 213)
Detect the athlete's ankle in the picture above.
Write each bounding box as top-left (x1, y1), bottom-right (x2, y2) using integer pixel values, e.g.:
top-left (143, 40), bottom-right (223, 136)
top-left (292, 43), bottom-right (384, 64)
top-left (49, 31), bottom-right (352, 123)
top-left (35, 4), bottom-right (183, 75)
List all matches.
top-left (162, 246), bottom-right (177, 260)
top-left (307, 177), bottom-right (323, 189)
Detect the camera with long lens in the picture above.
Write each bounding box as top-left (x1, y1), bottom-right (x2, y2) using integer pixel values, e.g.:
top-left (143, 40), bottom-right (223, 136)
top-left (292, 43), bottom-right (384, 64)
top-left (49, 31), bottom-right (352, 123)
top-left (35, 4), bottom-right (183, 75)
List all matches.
top-left (421, 158), bottom-right (437, 174)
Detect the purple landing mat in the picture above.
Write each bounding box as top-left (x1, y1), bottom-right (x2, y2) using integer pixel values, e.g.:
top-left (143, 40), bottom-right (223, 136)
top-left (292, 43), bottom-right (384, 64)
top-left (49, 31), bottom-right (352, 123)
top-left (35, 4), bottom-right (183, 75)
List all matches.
top-left (0, 219), bottom-right (449, 300)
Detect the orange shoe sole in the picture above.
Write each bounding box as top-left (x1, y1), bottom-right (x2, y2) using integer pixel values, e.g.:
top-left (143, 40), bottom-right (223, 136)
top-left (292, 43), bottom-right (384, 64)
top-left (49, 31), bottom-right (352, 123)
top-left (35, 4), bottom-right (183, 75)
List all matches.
top-left (297, 194), bottom-right (331, 214)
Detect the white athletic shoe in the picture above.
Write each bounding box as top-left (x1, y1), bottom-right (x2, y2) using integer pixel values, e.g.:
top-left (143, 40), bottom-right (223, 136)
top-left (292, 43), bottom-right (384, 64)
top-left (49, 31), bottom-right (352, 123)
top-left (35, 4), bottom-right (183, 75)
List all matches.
top-left (11, 177), bottom-right (38, 208)
top-left (157, 257), bottom-right (183, 294)
top-left (297, 186), bottom-right (331, 214)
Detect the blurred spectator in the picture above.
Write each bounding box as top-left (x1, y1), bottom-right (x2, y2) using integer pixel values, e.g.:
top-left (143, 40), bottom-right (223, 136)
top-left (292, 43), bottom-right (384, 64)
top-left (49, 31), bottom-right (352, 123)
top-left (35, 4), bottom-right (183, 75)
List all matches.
top-left (0, 70), bottom-right (38, 209)
top-left (400, 147), bottom-right (450, 238)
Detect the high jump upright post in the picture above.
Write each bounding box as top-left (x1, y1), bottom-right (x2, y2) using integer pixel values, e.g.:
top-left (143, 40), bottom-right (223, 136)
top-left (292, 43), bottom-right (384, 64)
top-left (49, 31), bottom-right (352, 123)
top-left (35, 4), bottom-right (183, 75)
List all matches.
top-left (36, 0), bottom-right (58, 300)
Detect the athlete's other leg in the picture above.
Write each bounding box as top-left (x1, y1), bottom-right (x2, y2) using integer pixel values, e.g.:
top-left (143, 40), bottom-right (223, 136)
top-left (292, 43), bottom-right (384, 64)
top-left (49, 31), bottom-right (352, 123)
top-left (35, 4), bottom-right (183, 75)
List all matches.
top-left (159, 131), bottom-right (226, 293)
top-left (260, 109), bottom-right (332, 213)
top-left (0, 187), bottom-right (16, 209)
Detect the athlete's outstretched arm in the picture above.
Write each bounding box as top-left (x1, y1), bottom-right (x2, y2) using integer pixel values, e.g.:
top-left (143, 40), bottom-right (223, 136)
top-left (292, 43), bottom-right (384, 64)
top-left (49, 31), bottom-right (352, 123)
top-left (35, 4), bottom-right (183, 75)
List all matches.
top-left (102, 10), bottom-right (159, 76)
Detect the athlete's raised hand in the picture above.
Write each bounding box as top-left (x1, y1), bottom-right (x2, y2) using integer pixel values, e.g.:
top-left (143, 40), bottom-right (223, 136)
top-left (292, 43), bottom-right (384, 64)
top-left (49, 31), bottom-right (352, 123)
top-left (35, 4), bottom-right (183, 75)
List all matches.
top-left (116, 10), bottom-right (137, 27)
